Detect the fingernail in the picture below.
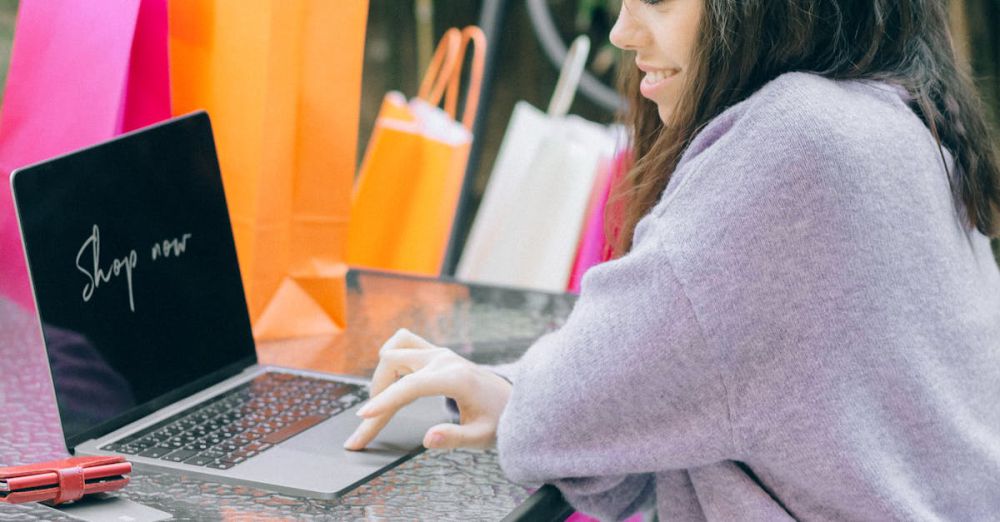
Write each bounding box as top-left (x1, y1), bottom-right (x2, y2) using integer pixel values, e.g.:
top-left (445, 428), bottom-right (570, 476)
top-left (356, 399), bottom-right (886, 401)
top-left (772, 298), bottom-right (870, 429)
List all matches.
top-left (344, 434), bottom-right (359, 449)
top-left (427, 432), bottom-right (444, 448)
top-left (356, 404), bottom-right (373, 417)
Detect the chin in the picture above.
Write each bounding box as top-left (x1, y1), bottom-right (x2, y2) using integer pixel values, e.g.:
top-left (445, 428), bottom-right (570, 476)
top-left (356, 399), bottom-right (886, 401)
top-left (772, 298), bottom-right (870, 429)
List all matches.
top-left (657, 104), bottom-right (673, 125)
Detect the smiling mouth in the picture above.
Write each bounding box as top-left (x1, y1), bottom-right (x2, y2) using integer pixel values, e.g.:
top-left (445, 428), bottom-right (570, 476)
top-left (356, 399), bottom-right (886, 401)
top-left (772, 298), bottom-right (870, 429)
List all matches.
top-left (642, 69), bottom-right (680, 86)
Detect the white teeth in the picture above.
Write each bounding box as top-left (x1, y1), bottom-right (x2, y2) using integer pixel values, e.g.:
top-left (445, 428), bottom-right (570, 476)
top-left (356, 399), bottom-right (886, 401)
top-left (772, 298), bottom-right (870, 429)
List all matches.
top-left (644, 70), bottom-right (675, 84)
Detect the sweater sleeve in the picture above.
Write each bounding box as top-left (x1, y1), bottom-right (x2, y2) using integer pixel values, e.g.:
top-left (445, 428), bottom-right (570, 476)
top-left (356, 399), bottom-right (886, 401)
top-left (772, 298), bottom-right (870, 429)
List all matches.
top-left (496, 215), bottom-right (736, 520)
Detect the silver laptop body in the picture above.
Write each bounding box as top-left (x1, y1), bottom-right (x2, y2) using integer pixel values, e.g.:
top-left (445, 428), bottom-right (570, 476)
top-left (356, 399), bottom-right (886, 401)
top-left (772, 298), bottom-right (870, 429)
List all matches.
top-left (10, 111), bottom-right (451, 499)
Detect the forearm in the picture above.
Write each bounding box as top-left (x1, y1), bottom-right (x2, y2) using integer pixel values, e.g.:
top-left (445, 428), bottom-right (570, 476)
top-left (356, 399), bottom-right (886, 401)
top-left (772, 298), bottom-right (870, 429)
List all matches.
top-left (494, 230), bottom-right (735, 503)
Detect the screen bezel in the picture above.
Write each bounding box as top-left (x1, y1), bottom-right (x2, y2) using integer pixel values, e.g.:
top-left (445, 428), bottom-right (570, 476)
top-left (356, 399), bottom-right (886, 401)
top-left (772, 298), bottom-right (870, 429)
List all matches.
top-left (9, 112), bottom-right (259, 452)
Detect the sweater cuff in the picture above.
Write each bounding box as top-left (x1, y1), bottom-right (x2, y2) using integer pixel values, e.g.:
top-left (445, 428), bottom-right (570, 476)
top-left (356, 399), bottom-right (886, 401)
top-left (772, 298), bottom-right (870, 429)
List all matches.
top-left (485, 361), bottom-right (521, 385)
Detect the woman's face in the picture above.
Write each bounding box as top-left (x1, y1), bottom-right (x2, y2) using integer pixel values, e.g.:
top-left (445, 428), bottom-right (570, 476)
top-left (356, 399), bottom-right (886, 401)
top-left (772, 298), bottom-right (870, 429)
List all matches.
top-left (610, 0), bottom-right (704, 124)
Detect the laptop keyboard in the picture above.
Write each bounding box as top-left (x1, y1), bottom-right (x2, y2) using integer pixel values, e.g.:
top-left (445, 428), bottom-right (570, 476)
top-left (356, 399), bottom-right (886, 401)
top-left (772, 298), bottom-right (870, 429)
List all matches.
top-left (101, 372), bottom-right (368, 470)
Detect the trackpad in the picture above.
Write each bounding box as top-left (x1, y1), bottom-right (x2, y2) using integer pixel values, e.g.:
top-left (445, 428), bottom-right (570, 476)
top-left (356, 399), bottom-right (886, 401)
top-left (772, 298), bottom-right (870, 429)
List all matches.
top-left (283, 396), bottom-right (452, 454)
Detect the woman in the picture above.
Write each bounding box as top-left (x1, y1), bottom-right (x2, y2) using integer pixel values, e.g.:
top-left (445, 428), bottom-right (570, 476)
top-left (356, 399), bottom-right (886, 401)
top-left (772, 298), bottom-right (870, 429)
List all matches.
top-left (346, 0), bottom-right (1000, 519)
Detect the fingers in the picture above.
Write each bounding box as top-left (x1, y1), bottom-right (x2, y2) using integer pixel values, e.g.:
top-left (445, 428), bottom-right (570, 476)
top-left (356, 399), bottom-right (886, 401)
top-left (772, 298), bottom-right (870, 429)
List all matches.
top-left (345, 369), bottom-right (449, 451)
top-left (348, 330), bottom-right (491, 452)
top-left (359, 370), bottom-right (449, 420)
top-left (369, 329), bottom-right (441, 397)
top-left (369, 346), bottom-right (444, 398)
top-left (343, 414), bottom-right (392, 451)
top-left (378, 328), bottom-right (438, 355)
top-left (423, 421), bottom-right (495, 450)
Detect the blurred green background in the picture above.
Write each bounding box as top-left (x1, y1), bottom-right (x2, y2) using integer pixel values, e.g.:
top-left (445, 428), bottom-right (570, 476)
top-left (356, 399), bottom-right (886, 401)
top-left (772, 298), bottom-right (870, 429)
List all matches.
top-left (0, 0), bottom-right (15, 95)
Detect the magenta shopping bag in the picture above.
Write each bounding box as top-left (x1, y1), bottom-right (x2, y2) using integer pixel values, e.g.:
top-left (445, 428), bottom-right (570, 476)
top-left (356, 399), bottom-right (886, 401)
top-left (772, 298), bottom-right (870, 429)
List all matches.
top-left (567, 149), bottom-right (630, 293)
top-left (0, 0), bottom-right (170, 309)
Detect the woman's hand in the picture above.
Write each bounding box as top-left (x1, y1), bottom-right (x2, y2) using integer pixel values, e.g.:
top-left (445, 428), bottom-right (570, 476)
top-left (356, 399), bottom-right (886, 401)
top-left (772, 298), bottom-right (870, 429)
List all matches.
top-left (344, 328), bottom-right (512, 451)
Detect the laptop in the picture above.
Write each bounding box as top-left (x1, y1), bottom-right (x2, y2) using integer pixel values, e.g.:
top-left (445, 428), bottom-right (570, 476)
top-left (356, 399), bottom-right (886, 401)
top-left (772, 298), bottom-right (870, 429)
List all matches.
top-left (9, 111), bottom-right (452, 499)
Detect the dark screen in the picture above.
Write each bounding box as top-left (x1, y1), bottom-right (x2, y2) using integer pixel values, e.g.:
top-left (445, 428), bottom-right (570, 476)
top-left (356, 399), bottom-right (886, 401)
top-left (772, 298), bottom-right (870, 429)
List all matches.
top-left (11, 112), bottom-right (256, 444)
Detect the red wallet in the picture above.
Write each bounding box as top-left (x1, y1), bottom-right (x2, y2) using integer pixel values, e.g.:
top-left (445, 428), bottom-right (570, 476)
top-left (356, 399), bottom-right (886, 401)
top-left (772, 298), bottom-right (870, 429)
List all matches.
top-left (0, 456), bottom-right (131, 505)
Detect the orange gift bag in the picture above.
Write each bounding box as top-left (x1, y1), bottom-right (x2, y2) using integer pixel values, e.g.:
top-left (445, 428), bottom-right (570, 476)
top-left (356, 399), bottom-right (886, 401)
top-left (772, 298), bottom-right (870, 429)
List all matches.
top-left (347, 27), bottom-right (486, 276)
top-left (168, 1), bottom-right (368, 339)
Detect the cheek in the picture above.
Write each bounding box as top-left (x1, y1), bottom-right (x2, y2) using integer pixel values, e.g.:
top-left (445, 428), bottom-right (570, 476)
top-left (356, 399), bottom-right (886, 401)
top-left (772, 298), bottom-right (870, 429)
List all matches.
top-left (666, 32), bottom-right (696, 69)
top-left (652, 26), bottom-right (693, 69)
top-left (663, 7), bottom-right (702, 68)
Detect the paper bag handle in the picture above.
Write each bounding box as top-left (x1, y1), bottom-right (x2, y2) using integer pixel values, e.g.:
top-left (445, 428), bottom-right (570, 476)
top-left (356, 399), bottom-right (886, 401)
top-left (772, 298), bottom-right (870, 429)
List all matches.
top-left (415, 26), bottom-right (486, 131)
top-left (547, 35), bottom-right (590, 117)
top-left (417, 28), bottom-right (462, 105)
top-left (443, 26), bottom-right (486, 130)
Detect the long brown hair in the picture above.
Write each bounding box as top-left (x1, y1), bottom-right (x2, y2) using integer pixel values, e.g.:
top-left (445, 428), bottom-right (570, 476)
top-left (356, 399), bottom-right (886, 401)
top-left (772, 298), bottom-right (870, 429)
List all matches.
top-left (609, 0), bottom-right (1000, 256)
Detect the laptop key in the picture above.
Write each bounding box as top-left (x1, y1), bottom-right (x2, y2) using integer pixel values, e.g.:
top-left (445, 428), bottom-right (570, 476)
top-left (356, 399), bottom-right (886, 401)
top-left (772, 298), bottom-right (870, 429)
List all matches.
top-left (200, 449), bottom-right (226, 458)
top-left (163, 449), bottom-right (200, 462)
top-left (164, 438), bottom-right (186, 449)
top-left (139, 445), bottom-right (174, 458)
top-left (251, 425), bottom-right (274, 436)
top-left (124, 439), bottom-right (155, 452)
top-left (217, 442), bottom-right (241, 453)
top-left (316, 406), bottom-right (343, 416)
top-left (261, 415), bottom-right (327, 444)
top-left (183, 454), bottom-right (215, 467)
top-left (221, 455), bottom-right (247, 466)
top-left (230, 448), bottom-right (258, 460)
top-left (184, 441), bottom-right (212, 451)
top-left (205, 461), bottom-right (234, 470)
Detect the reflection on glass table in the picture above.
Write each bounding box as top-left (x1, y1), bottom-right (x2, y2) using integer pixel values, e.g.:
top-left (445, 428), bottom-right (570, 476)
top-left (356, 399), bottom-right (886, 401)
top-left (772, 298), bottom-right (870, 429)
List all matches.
top-left (259, 270), bottom-right (576, 375)
top-left (0, 269), bottom-right (577, 521)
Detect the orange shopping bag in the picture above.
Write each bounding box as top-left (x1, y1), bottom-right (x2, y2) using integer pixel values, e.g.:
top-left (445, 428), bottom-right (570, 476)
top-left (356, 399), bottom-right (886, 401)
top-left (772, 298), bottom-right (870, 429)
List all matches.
top-left (347, 26), bottom-right (486, 276)
top-left (168, 1), bottom-right (368, 340)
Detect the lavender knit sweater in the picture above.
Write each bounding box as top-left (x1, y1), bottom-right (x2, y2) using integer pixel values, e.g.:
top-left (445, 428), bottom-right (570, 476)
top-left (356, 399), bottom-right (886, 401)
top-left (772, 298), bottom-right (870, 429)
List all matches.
top-left (495, 72), bottom-right (1000, 521)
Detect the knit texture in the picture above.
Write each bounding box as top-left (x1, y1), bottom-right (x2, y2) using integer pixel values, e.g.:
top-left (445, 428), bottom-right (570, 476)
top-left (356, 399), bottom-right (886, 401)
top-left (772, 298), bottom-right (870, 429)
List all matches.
top-left (495, 72), bottom-right (1000, 521)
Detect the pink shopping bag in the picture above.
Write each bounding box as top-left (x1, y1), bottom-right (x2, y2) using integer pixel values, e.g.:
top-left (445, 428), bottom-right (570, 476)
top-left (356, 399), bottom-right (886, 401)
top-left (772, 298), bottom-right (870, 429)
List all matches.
top-left (0, 0), bottom-right (170, 310)
top-left (567, 149), bottom-right (631, 293)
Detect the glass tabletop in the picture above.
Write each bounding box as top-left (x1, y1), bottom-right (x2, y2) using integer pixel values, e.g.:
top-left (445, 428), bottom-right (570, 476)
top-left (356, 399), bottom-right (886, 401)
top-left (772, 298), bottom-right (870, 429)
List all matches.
top-left (0, 269), bottom-right (576, 521)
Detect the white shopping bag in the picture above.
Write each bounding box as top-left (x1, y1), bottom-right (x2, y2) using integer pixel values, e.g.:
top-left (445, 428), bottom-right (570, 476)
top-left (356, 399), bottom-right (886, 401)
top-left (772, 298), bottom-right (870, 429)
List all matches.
top-left (457, 36), bottom-right (620, 292)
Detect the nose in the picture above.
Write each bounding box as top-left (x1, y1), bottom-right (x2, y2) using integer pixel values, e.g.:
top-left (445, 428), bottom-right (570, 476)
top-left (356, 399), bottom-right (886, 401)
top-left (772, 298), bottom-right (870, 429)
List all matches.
top-left (609, 1), bottom-right (641, 51)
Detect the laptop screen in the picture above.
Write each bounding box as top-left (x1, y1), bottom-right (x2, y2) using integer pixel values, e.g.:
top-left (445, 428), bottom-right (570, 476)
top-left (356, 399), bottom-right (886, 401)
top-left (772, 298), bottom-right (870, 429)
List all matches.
top-left (11, 112), bottom-right (257, 448)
